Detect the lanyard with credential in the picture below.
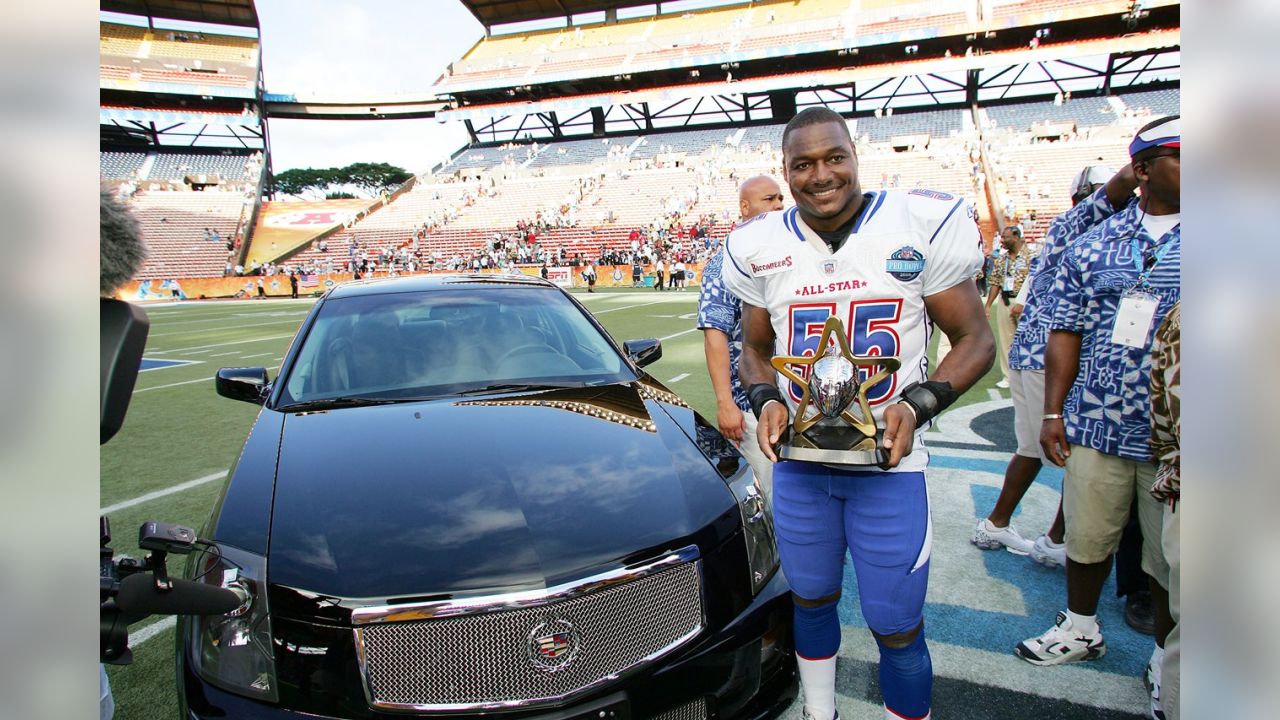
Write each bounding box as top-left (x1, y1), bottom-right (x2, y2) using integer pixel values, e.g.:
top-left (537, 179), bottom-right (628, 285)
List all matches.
top-left (1130, 236), bottom-right (1175, 289)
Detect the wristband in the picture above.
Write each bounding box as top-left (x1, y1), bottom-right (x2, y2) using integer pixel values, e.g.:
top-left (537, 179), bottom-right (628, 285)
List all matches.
top-left (1042, 413), bottom-right (1064, 421)
top-left (747, 383), bottom-right (786, 420)
top-left (897, 380), bottom-right (957, 429)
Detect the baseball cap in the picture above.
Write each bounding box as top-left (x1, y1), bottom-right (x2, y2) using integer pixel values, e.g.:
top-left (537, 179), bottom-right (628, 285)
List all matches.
top-left (1070, 165), bottom-right (1114, 202)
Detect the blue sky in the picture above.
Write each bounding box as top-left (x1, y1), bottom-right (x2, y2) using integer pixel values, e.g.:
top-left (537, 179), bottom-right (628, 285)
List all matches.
top-left (255, 1), bottom-right (742, 174)
top-left (256, 1), bottom-right (485, 175)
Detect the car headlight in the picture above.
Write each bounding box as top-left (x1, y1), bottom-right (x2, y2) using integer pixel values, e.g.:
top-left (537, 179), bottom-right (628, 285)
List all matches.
top-left (185, 543), bottom-right (278, 703)
top-left (728, 469), bottom-right (779, 596)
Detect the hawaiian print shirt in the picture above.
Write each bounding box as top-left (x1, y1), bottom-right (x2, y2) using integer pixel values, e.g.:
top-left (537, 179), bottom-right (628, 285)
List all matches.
top-left (1009, 187), bottom-right (1125, 371)
top-left (1149, 304), bottom-right (1180, 504)
top-left (696, 250), bottom-right (749, 412)
top-left (989, 243), bottom-right (1038, 299)
top-left (1046, 201), bottom-right (1180, 461)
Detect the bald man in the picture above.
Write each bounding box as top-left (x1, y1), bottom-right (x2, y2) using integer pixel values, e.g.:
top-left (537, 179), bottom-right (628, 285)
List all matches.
top-left (698, 175), bottom-right (785, 501)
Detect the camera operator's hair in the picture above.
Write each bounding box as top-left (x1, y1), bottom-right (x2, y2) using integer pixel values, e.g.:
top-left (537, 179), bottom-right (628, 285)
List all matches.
top-left (101, 187), bottom-right (147, 296)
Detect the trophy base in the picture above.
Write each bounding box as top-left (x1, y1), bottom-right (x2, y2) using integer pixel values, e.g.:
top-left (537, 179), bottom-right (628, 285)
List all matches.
top-left (778, 426), bottom-right (887, 466)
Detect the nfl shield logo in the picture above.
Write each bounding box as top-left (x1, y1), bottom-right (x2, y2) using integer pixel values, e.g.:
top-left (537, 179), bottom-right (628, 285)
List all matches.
top-left (822, 259), bottom-right (837, 276)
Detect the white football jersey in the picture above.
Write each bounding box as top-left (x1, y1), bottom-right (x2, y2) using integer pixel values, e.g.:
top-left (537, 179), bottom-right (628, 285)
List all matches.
top-left (723, 188), bottom-right (982, 472)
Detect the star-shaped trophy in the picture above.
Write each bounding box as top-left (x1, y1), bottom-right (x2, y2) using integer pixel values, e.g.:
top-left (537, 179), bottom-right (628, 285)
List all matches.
top-left (770, 316), bottom-right (901, 465)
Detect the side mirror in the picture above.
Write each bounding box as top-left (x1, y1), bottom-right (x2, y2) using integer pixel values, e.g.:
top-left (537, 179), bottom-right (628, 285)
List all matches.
top-left (622, 338), bottom-right (662, 368)
top-left (216, 367), bottom-right (270, 405)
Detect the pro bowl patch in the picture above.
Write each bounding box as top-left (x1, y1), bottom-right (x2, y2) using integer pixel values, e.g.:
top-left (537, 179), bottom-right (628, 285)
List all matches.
top-left (886, 246), bottom-right (926, 281)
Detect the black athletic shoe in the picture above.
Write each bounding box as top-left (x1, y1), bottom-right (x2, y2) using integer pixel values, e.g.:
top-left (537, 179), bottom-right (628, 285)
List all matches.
top-left (1125, 590), bottom-right (1155, 635)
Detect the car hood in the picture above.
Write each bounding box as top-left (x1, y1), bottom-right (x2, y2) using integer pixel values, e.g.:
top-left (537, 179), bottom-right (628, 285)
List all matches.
top-left (266, 381), bottom-right (737, 613)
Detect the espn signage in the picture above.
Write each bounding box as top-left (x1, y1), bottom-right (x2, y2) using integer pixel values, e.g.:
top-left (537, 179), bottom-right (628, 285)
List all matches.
top-left (545, 267), bottom-right (573, 288)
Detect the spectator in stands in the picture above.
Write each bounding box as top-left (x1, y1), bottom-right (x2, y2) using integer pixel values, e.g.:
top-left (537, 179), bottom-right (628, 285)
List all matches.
top-left (972, 165), bottom-right (1134, 562)
top-left (1148, 303), bottom-right (1180, 720)
top-left (697, 175), bottom-right (784, 503)
top-left (1018, 118), bottom-right (1180, 720)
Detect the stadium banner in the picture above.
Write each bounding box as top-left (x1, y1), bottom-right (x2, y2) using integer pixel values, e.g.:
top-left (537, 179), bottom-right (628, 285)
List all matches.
top-left (117, 264), bottom-right (709, 302)
top-left (247, 199), bottom-right (373, 267)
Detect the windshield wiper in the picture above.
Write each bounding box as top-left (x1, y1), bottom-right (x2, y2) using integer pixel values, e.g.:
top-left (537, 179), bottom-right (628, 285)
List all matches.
top-left (277, 396), bottom-right (401, 412)
top-left (453, 382), bottom-right (583, 396)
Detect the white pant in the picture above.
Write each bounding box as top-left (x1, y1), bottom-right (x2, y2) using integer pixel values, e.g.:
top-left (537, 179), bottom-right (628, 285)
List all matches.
top-left (740, 411), bottom-right (775, 506)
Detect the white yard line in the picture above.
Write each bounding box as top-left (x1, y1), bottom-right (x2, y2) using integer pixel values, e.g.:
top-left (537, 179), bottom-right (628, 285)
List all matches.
top-left (100, 471), bottom-right (228, 514)
top-left (208, 351), bottom-right (241, 357)
top-left (130, 617), bottom-right (176, 647)
top-left (668, 373), bottom-right (690, 383)
top-left (135, 366), bottom-right (280, 394)
top-left (659, 327), bottom-right (700, 341)
top-left (150, 318), bottom-right (309, 338)
top-left (148, 334), bottom-right (296, 355)
top-left (592, 299), bottom-right (671, 315)
top-left (241, 352), bottom-right (274, 359)
top-left (987, 388), bottom-right (1002, 401)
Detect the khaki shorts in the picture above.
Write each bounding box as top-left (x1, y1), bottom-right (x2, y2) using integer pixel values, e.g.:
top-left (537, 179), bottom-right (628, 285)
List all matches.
top-left (1008, 368), bottom-right (1048, 462)
top-left (1063, 445), bottom-right (1170, 586)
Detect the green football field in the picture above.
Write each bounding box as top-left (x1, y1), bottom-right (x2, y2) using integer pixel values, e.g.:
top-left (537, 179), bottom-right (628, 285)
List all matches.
top-left (101, 287), bottom-right (1009, 720)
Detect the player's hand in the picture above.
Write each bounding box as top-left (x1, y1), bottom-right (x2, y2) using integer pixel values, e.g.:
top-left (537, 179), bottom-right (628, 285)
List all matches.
top-left (1040, 418), bottom-right (1070, 467)
top-left (717, 402), bottom-right (746, 443)
top-left (881, 403), bottom-right (916, 469)
top-left (757, 402), bottom-right (789, 462)
top-left (1010, 303), bottom-right (1024, 321)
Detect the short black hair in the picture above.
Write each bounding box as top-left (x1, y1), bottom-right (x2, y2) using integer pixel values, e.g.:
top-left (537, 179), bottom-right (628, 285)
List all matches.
top-left (1131, 114), bottom-right (1180, 164)
top-left (782, 107), bottom-right (853, 153)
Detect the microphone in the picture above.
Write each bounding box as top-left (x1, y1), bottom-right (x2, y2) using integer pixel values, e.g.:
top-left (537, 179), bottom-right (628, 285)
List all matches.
top-left (115, 573), bottom-right (245, 616)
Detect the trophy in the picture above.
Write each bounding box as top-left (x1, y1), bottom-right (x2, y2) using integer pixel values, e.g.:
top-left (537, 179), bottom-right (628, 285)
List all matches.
top-left (770, 316), bottom-right (901, 465)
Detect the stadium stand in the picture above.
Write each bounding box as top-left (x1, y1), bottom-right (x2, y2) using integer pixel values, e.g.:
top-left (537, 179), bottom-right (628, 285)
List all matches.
top-left (525, 138), bottom-right (615, 169)
top-left (126, 192), bottom-right (247, 280)
top-left (149, 152), bottom-right (257, 182)
top-left (984, 95), bottom-right (1117, 131)
top-left (100, 151), bottom-right (148, 180)
top-left (1117, 87), bottom-right (1180, 117)
top-left (985, 137), bottom-right (1131, 240)
top-left (858, 108), bottom-right (965, 143)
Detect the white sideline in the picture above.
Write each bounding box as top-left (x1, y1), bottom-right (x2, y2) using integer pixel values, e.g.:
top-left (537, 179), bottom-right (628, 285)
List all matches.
top-left (100, 471), bottom-right (228, 515)
top-left (130, 616), bottom-right (176, 647)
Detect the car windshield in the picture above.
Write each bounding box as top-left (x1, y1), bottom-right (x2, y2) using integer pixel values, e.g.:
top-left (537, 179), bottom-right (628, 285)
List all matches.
top-left (277, 286), bottom-right (634, 406)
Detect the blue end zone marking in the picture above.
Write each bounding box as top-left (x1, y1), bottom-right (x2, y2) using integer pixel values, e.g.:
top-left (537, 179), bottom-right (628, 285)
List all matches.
top-left (928, 197), bottom-right (965, 245)
top-left (832, 455), bottom-right (1146, 679)
top-left (929, 454), bottom-right (1063, 491)
top-left (140, 358), bottom-right (200, 372)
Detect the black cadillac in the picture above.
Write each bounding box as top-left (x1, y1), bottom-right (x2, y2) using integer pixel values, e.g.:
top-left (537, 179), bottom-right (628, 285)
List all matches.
top-left (178, 274), bottom-right (796, 720)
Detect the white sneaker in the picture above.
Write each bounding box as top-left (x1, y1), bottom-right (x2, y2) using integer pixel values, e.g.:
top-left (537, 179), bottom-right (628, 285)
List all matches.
top-left (971, 519), bottom-right (1034, 555)
top-left (1145, 658), bottom-right (1167, 719)
top-left (1030, 535), bottom-right (1067, 569)
top-left (1015, 611), bottom-right (1107, 666)
top-left (996, 378), bottom-right (1010, 389)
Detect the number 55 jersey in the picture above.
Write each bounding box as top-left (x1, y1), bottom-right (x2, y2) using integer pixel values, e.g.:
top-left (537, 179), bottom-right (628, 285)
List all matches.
top-left (723, 189), bottom-right (983, 473)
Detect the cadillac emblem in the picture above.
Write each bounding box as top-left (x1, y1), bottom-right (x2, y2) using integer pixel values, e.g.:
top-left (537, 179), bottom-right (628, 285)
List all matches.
top-left (526, 618), bottom-right (580, 672)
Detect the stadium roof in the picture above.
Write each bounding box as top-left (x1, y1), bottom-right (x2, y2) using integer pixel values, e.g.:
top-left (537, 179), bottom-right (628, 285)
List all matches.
top-left (100, 0), bottom-right (259, 28)
top-left (459, 0), bottom-right (634, 29)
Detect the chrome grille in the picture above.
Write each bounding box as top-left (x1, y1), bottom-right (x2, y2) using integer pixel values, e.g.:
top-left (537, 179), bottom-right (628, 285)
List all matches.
top-left (648, 697), bottom-right (709, 720)
top-left (355, 554), bottom-right (704, 711)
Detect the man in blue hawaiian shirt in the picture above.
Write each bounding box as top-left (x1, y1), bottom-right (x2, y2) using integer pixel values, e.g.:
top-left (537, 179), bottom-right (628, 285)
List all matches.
top-left (698, 175), bottom-right (784, 501)
top-left (1018, 113), bottom-right (1180, 720)
top-left (972, 165), bottom-right (1136, 560)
